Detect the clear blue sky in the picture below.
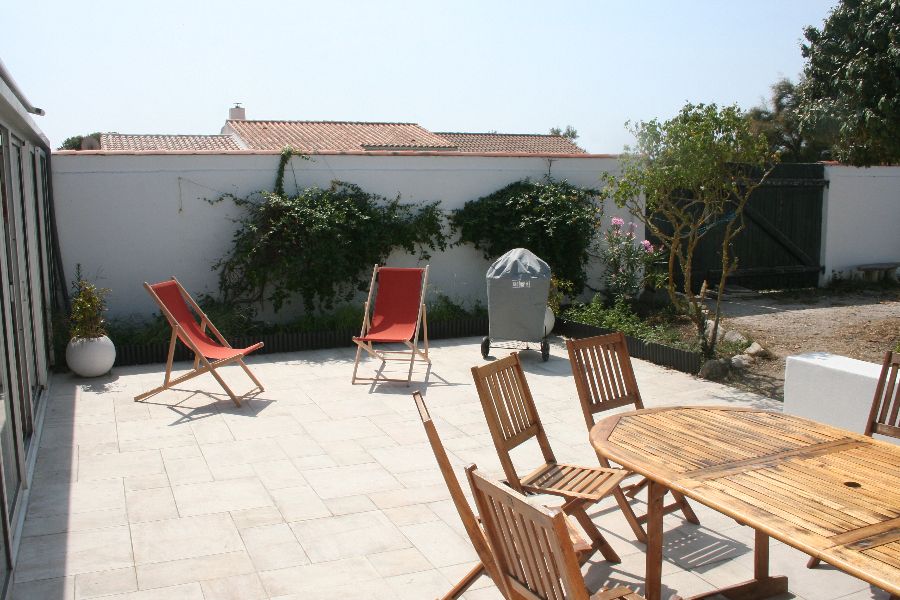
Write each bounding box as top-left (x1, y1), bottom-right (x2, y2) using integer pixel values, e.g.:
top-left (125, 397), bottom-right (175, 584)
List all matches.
top-left (5, 0), bottom-right (838, 153)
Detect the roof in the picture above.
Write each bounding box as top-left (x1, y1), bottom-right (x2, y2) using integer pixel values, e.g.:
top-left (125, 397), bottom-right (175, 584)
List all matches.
top-left (88, 121), bottom-right (592, 155)
top-left (224, 120), bottom-right (457, 152)
top-left (100, 134), bottom-right (242, 151)
top-left (436, 132), bottom-right (586, 154)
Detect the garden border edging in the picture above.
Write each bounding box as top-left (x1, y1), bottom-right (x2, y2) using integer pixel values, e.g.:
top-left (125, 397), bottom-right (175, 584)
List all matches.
top-left (114, 316), bottom-right (489, 367)
top-left (553, 317), bottom-right (702, 375)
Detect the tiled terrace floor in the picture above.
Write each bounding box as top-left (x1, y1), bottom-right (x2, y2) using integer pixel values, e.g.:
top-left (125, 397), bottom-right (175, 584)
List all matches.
top-left (12, 337), bottom-right (892, 599)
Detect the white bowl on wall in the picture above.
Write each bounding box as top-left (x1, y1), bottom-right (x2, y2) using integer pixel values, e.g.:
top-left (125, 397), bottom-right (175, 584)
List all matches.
top-left (66, 335), bottom-right (116, 377)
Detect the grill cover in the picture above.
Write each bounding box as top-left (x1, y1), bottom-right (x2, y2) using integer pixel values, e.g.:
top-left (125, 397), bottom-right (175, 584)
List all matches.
top-left (486, 248), bottom-right (551, 342)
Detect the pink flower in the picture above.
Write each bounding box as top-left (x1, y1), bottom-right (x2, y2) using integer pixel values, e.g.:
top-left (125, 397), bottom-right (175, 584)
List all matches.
top-left (611, 217), bottom-right (625, 227)
top-left (641, 240), bottom-right (654, 253)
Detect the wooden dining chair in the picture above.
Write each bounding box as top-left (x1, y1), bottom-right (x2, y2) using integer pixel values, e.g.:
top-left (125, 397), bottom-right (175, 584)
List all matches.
top-left (566, 333), bottom-right (699, 544)
top-left (466, 465), bottom-right (646, 600)
top-left (413, 391), bottom-right (595, 599)
top-left (413, 391), bottom-right (499, 599)
top-left (470, 353), bottom-right (627, 564)
top-left (809, 349), bottom-right (900, 569)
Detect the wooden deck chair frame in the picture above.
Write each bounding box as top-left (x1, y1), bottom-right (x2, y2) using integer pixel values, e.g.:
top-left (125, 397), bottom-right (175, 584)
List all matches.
top-left (470, 353), bottom-right (627, 564)
top-left (414, 392), bottom-right (607, 599)
top-left (352, 265), bottom-right (430, 385)
top-left (413, 391), bottom-right (500, 599)
top-left (466, 465), bottom-right (646, 600)
top-left (566, 333), bottom-right (699, 545)
top-left (809, 349), bottom-right (899, 569)
top-left (134, 277), bottom-right (264, 407)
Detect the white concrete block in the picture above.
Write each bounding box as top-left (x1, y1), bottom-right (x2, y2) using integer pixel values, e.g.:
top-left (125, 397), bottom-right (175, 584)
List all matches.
top-left (784, 352), bottom-right (897, 444)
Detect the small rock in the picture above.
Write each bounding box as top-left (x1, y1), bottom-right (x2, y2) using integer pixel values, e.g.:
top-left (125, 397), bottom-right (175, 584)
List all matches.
top-left (704, 321), bottom-right (724, 343)
top-left (699, 358), bottom-right (729, 380)
top-left (745, 341), bottom-right (768, 358)
top-left (723, 330), bottom-right (748, 345)
top-left (731, 354), bottom-right (754, 370)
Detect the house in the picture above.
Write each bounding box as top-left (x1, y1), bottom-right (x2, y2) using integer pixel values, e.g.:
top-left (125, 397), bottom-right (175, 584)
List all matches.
top-left (95, 105), bottom-right (586, 154)
top-left (0, 58), bottom-right (57, 596)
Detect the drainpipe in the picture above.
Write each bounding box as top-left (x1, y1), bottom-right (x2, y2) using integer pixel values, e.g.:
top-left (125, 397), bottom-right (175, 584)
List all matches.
top-left (0, 58), bottom-right (44, 116)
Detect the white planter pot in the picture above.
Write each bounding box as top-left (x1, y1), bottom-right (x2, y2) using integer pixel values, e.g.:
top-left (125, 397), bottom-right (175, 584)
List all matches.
top-left (66, 335), bottom-right (116, 377)
top-left (544, 306), bottom-right (556, 337)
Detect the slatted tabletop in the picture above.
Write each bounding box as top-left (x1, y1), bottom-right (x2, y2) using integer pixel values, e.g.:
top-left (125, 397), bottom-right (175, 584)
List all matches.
top-left (590, 406), bottom-right (900, 599)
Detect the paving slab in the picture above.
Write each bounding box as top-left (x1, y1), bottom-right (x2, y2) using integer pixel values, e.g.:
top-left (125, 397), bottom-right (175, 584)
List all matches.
top-left (15, 336), bottom-right (882, 599)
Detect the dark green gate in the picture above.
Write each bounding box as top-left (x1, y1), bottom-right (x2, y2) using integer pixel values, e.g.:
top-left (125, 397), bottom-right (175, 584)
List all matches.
top-left (651, 163), bottom-right (826, 291)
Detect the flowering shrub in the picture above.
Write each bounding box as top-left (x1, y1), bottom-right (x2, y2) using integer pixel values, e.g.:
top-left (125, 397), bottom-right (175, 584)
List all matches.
top-left (599, 217), bottom-right (663, 302)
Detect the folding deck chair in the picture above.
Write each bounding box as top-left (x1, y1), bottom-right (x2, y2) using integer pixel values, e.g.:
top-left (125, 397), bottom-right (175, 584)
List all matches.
top-left (134, 277), bottom-right (264, 407)
top-left (352, 265), bottom-right (430, 385)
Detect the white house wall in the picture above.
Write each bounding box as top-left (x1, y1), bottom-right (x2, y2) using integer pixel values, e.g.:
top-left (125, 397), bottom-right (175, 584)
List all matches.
top-left (821, 165), bottom-right (900, 283)
top-left (51, 153), bottom-right (632, 320)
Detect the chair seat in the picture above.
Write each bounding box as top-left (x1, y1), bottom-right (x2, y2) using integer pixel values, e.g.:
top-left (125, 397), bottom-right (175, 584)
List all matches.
top-left (195, 339), bottom-right (264, 361)
top-left (353, 325), bottom-right (415, 344)
top-left (591, 587), bottom-right (646, 600)
top-left (521, 462), bottom-right (628, 501)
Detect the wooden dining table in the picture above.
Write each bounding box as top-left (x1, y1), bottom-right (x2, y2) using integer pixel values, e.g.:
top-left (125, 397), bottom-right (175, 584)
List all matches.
top-left (590, 406), bottom-right (900, 600)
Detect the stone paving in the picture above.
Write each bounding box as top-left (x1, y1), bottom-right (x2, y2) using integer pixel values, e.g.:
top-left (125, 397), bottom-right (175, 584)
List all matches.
top-left (11, 337), bottom-right (892, 599)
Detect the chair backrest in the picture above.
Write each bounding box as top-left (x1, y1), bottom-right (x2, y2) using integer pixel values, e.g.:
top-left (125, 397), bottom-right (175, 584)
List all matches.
top-left (412, 392), bottom-right (499, 581)
top-left (566, 332), bottom-right (644, 431)
top-left (865, 351), bottom-right (900, 439)
top-left (146, 279), bottom-right (221, 350)
top-left (471, 353), bottom-right (555, 492)
top-left (371, 266), bottom-right (426, 331)
top-left (465, 465), bottom-right (590, 600)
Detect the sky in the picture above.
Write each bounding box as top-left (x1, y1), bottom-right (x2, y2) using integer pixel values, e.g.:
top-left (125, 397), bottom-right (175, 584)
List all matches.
top-left (4, 0), bottom-right (839, 153)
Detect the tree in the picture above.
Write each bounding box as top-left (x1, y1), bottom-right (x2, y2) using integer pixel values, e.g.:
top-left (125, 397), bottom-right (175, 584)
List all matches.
top-left (602, 103), bottom-right (776, 359)
top-left (747, 78), bottom-right (834, 162)
top-left (58, 132), bottom-right (102, 151)
top-left (549, 125), bottom-right (578, 141)
top-left (798, 0), bottom-right (900, 166)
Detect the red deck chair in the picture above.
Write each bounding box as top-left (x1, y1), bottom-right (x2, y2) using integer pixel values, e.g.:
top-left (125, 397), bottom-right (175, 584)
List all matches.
top-left (134, 277), bottom-right (264, 406)
top-left (352, 265), bottom-right (430, 385)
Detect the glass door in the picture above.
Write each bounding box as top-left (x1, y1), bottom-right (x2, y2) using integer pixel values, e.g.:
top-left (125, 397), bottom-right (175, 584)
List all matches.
top-left (6, 138), bottom-right (36, 446)
top-left (0, 128), bottom-right (23, 519)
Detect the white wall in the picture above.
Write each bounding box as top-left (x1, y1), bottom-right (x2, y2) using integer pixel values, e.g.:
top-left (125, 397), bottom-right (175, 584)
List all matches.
top-left (784, 353), bottom-right (898, 445)
top-left (52, 152), bottom-right (633, 320)
top-left (821, 165), bottom-right (900, 283)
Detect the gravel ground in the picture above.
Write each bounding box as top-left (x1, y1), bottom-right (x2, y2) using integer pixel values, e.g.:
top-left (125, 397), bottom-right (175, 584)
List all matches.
top-left (715, 288), bottom-right (900, 400)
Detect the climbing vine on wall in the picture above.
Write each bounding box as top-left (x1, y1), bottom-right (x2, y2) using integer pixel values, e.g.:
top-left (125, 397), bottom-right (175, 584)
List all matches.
top-left (450, 177), bottom-right (602, 293)
top-left (213, 149), bottom-right (448, 311)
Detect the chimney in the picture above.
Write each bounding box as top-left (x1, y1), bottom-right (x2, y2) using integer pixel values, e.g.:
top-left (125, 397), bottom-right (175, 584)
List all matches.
top-left (229, 103), bottom-right (246, 120)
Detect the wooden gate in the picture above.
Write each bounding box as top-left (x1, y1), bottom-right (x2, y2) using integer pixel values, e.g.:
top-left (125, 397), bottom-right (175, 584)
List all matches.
top-left (652, 163), bottom-right (826, 292)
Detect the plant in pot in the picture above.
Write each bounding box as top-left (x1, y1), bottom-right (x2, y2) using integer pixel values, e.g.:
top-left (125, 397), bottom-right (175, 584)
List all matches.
top-left (65, 267), bottom-right (115, 377)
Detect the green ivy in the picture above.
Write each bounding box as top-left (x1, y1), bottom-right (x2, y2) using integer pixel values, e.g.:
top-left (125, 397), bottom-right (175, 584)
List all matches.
top-left (449, 178), bottom-right (601, 293)
top-left (215, 175), bottom-right (448, 311)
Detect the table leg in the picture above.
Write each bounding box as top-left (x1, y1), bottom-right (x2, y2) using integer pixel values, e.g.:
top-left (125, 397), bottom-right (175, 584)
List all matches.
top-left (754, 529), bottom-right (769, 580)
top-left (646, 480), bottom-right (666, 600)
top-left (684, 529), bottom-right (788, 599)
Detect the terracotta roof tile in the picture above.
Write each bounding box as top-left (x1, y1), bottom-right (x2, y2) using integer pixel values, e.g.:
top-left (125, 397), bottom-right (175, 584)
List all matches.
top-left (226, 121), bottom-right (457, 152)
top-left (100, 134), bottom-right (241, 151)
top-left (435, 132), bottom-right (586, 154)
